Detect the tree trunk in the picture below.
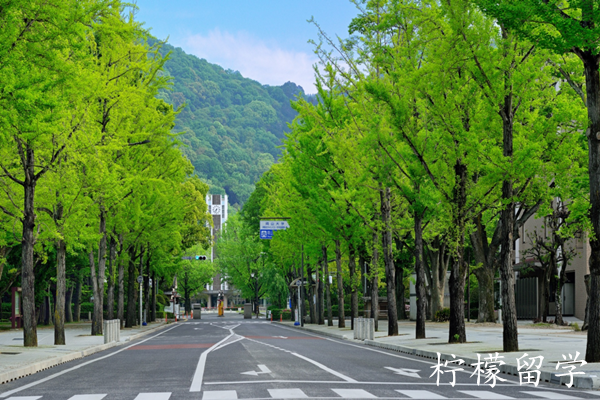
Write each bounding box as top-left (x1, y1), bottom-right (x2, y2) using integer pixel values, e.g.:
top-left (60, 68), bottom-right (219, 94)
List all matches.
top-left (449, 157), bottom-right (469, 343)
top-left (371, 229), bottom-right (379, 330)
top-left (471, 226), bottom-right (496, 322)
top-left (125, 246), bottom-right (138, 328)
top-left (318, 259), bottom-right (324, 325)
top-left (73, 271), bottom-right (82, 322)
top-left (335, 239), bottom-right (345, 328)
top-left (21, 144), bottom-right (38, 346)
top-left (90, 206), bottom-right (107, 336)
top-left (348, 243), bottom-right (358, 330)
top-left (582, 50), bottom-right (600, 362)
top-left (583, 274), bottom-right (591, 331)
top-left (427, 238), bottom-right (449, 318)
top-left (65, 287), bottom-right (73, 323)
top-left (474, 267), bottom-right (495, 323)
top-left (107, 235), bottom-right (116, 321)
top-left (54, 238), bottom-right (66, 345)
top-left (381, 187), bottom-right (398, 336)
top-left (151, 272), bottom-right (156, 322)
top-left (414, 211), bottom-right (427, 339)
top-left (117, 234), bottom-right (124, 328)
top-left (323, 245), bottom-right (333, 326)
top-left (499, 133), bottom-right (519, 352)
top-left (144, 250), bottom-right (150, 322)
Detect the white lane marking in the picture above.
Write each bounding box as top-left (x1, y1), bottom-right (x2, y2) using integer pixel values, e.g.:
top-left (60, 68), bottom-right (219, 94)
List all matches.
top-left (190, 327), bottom-right (237, 392)
top-left (273, 324), bottom-right (519, 383)
top-left (241, 364), bottom-right (272, 376)
top-left (521, 392), bottom-right (582, 399)
top-left (267, 388), bottom-right (308, 398)
top-left (396, 390), bottom-right (447, 399)
top-left (291, 352), bottom-right (358, 383)
top-left (0, 325), bottom-right (181, 399)
top-left (331, 388), bottom-right (377, 398)
top-left (68, 396), bottom-right (107, 400)
top-left (212, 335), bottom-right (245, 351)
top-left (204, 379), bottom-right (518, 386)
top-left (385, 367), bottom-right (421, 378)
top-left (458, 391), bottom-right (514, 399)
top-left (133, 393), bottom-right (172, 400)
top-left (202, 391), bottom-right (238, 400)
top-left (5, 397), bottom-right (42, 400)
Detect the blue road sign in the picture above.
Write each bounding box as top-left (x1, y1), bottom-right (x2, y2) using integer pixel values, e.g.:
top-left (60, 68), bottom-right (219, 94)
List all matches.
top-left (260, 229), bottom-right (273, 240)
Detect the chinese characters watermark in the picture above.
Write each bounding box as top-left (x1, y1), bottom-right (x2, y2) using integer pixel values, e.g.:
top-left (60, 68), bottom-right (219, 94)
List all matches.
top-left (430, 352), bottom-right (587, 388)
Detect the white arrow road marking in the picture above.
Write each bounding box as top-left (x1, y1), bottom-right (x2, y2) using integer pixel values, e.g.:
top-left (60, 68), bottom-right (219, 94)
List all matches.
top-left (241, 364), bottom-right (272, 376)
top-left (385, 367), bottom-right (421, 378)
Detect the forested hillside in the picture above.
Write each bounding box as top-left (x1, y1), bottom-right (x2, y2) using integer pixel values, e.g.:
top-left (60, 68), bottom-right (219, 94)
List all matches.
top-left (156, 42), bottom-right (313, 206)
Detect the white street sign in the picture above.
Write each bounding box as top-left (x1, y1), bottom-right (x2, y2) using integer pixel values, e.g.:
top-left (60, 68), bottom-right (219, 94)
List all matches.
top-left (241, 364), bottom-right (271, 376)
top-left (260, 220), bottom-right (289, 230)
top-left (385, 367), bottom-right (421, 378)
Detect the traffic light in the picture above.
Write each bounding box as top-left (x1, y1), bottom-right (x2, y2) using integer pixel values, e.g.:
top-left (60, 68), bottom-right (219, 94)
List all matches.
top-left (195, 255), bottom-right (207, 260)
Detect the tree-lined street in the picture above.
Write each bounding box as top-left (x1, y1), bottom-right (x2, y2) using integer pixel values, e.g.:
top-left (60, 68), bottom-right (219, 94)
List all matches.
top-left (1, 317), bottom-right (598, 400)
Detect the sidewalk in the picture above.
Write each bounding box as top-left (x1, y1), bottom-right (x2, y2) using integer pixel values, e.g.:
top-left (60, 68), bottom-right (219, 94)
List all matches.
top-left (276, 319), bottom-right (600, 390)
top-left (0, 320), bottom-right (170, 385)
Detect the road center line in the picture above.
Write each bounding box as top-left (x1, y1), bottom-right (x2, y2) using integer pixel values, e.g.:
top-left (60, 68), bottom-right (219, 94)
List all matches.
top-left (189, 327), bottom-right (237, 392)
top-left (0, 324), bottom-right (181, 399)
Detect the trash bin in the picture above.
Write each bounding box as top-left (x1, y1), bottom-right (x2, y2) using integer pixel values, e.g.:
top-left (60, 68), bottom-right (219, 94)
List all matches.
top-left (244, 303), bottom-right (252, 319)
top-left (193, 304), bottom-right (202, 319)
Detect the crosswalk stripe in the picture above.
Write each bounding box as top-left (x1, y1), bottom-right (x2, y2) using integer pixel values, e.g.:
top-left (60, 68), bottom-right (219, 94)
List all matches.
top-left (396, 390), bottom-right (447, 399)
top-left (202, 391), bottom-right (238, 400)
top-left (67, 396), bottom-right (107, 400)
top-left (331, 389), bottom-right (377, 398)
top-left (133, 393), bottom-right (172, 400)
top-left (521, 392), bottom-right (581, 399)
top-left (268, 388), bottom-right (308, 398)
top-left (4, 397), bottom-right (42, 400)
top-left (459, 391), bottom-right (514, 399)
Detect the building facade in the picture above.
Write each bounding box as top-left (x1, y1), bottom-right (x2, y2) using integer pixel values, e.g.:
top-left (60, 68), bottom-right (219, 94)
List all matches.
top-left (202, 194), bottom-right (240, 308)
top-left (515, 205), bottom-right (587, 321)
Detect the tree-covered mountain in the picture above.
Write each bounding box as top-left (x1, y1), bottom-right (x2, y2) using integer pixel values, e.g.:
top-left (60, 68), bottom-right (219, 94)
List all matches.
top-left (155, 41), bottom-right (313, 206)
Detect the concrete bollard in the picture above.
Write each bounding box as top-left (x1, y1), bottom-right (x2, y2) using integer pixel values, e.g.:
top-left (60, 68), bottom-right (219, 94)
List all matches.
top-left (103, 319), bottom-right (121, 344)
top-left (354, 318), bottom-right (363, 340)
top-left (353, 318), bottom-right (374, 341)
top-left (366, 318), bottom-right (374, 340)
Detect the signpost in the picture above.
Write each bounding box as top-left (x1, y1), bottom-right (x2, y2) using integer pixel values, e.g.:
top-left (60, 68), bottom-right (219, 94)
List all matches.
top-left (259, 220), bottom-right (289, 240)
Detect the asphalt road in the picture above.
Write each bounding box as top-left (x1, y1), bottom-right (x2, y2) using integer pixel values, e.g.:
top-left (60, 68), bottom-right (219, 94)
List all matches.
top-left (0, 314), bottom-right (597, 400)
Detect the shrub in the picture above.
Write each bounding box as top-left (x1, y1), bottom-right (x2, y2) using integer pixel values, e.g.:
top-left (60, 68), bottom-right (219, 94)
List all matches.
top-left (270, 308), bottom-right (292, 320)
top-left (156, 311), bottom-right (165, 319)
top-left (80, 302), bottom-right (94, 314)
top-left (433, 308), bottom-right (450, 322)
top-left (166, 312), bottom-right (175, 319)
top-left (571, 322), bottom-right (581, 331)
top-left (282, 310), bottom-right (292, 320)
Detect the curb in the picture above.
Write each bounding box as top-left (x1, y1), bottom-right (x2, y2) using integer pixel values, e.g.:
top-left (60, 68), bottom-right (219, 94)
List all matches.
top-left (0, 322), bottom-right (169, 385)
top-left (277, 323), bottom-right (599, 390)
top-left (273, 322), bottom-right (354, 341)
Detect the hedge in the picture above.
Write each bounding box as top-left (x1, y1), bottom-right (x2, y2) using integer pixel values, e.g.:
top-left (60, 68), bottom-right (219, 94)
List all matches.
top-left (269, 309), bottom-right (292, 320)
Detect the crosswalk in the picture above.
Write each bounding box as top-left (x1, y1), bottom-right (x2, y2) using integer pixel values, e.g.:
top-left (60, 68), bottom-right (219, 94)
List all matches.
top-left (4, 389), bottom-right (593, 400)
